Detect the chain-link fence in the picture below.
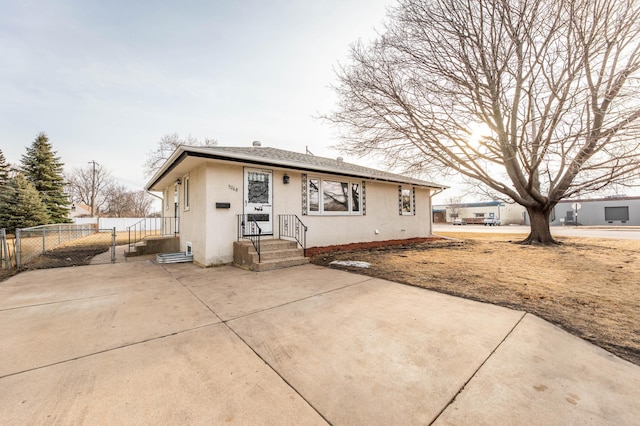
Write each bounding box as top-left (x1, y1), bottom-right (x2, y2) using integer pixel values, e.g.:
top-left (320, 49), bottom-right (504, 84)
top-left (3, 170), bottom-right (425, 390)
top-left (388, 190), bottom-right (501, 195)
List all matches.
top-left (13, 224), bottom-right (118, 271)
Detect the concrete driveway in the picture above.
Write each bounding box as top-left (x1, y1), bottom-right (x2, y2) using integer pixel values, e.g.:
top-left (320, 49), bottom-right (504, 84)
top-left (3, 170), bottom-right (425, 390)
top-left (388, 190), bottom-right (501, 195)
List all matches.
top-left (1, 261), bottom-right (639, 425)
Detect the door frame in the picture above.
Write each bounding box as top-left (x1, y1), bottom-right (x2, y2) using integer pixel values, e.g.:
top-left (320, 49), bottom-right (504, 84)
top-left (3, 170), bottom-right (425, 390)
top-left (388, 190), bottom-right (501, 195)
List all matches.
top-left (243, 167), bottom-right (274, 235)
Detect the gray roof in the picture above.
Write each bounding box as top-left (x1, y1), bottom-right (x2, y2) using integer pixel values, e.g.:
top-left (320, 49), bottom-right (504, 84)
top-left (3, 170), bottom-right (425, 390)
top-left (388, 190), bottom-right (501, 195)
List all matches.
top-left (146, 145), bottom-right (447, 190)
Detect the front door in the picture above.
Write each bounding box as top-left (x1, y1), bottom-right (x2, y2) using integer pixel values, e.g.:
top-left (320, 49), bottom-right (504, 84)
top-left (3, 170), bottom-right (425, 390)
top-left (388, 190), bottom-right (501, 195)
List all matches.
top-left (244, 168), bottom-right (273, 234)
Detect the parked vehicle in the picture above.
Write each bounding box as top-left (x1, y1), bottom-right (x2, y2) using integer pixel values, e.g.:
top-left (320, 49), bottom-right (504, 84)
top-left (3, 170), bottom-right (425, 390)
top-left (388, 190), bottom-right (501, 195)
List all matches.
top-left (483, 217), bottom-right (501, 226)
top-left (452, 218), bottom-right (467, 225)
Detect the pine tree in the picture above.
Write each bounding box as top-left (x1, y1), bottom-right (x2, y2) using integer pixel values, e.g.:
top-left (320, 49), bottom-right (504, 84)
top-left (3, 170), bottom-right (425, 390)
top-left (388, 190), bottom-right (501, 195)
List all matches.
top-left (21, 132), bottom-right (70, 223)
top-left (0, 148), bottom-right (10, 185)
top-left (0, 173), bottom-right (50, 233)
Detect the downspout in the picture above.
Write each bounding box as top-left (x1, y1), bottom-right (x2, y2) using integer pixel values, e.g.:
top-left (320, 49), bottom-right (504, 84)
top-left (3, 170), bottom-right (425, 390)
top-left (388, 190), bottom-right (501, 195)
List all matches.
top-left (431, 188), bottom-right (445, 198)
top-left (146, 190), bottom-right (163, 203)
top-left (430, 187), bottom-right (446, 235)
top-left (145, 189), bottom-right (167, 237)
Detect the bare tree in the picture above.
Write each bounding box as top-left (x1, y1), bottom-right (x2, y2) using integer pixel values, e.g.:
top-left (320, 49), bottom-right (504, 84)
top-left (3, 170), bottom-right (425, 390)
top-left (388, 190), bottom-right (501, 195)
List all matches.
top-left (103, 184), bottom-right (132, 217)
top-left (447, 196), bottom-right (463, 221)
top-left (128, 190), bottom-right (154, 217)
top-left (328, 0), bottom-right (640, 244)
top-left (66, 164), bottom-right (114, 216)
top-left (144, 133), bottom-right (217, 177)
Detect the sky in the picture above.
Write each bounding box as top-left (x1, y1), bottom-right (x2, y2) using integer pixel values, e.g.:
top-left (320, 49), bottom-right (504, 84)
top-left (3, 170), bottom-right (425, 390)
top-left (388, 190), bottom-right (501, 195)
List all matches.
top-left (1, 0), bottom-right (397, 193)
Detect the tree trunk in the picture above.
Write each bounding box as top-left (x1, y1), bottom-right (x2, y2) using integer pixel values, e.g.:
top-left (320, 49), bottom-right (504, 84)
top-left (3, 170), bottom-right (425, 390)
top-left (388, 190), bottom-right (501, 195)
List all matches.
top-left (520, 207), bottom-right (559, 245)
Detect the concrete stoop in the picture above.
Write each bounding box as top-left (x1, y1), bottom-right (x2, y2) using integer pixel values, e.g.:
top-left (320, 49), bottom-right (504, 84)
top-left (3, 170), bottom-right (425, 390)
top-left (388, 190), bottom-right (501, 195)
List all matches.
top-left (125, 235), bottom-right (180, 257)
top-left (233, 239), bottom-right (309, 272)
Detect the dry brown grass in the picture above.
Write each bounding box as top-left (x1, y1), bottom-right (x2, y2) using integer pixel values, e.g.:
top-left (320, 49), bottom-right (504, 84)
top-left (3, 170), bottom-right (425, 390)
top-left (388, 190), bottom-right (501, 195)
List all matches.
top-left (311, 232), bottom-right (640, 366)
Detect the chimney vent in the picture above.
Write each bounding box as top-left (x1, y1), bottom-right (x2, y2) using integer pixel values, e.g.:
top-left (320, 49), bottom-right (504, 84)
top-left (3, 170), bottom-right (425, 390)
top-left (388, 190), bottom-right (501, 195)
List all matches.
top-left (252, 140), bottom-right (262, 147)
top-left (337, 157), bottom-right (344, 163)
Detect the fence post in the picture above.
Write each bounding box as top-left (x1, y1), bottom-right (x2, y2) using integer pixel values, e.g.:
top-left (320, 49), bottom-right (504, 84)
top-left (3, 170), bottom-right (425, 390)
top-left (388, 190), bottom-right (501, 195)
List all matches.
top-left (16, 228), bottom-right (21, 269)
top-left (1, 228), bottom-right (6, 270)
top-left (42, 227), bottom-right (46, 254)
top-left (111, 227), bottom-right (116, 264)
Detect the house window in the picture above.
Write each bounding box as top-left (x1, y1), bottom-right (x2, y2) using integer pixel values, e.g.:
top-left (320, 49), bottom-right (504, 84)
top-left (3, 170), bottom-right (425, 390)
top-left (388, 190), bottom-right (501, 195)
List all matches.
top-left (351, 183), bottom-right (360, 212)
top-left (247, 171), bottom-right (269, 203)
top-left (307, 177), bottom-right (363, 215)
top-left (475, 213), bottom-right (485, 218)
top-left (324, 180), bottom-right (348, 212)
top-left (183, 175), bottom-right (190, 211)
top-left (604, 206), bottom-right (629, 221)
top-left (399, 186), bottom-right (414, 215)
top-left (164, 188), bottom-right (169, 210)
top-left (309, 178), bottom-right (319, 212)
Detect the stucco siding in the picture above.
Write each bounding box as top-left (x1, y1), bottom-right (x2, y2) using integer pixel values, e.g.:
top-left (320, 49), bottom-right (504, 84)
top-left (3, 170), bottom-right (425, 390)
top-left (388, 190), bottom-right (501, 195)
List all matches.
top-left (169, 163), bottom-right (436, 267)
top-left (202, 164), bottom-right (245, 265)
top-left (302, 181), bottom-right (431, 248)
top-left (176, 164), bottom-right (208, 265)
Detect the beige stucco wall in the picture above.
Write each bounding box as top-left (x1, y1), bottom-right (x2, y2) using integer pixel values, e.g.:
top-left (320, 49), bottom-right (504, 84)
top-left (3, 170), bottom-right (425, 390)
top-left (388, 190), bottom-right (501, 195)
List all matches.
top-left (176, 164), bottom-right (208, 263)
top-left (201, 164), bottom-right (244, 266)
top-left (300, 177), bottom-right (432, 248)
top-left (168, 163), bottom-right (436, 267)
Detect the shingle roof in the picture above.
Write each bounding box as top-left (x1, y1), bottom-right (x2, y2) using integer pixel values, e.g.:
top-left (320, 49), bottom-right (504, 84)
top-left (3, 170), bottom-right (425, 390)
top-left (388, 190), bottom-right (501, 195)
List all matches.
top-left (146, 145), bottom-right (447, 190)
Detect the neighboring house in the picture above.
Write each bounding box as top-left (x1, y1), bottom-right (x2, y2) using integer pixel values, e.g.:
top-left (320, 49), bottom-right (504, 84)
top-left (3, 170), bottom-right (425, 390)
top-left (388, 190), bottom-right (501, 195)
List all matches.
top-left (433, 201), bottom-right (526, 225)
top-left (551, 196), bottom-right (640, 226)
top-left (145, 143), bottom-right (447, 267)
top-left (69, 203), bottom-right (91, 218)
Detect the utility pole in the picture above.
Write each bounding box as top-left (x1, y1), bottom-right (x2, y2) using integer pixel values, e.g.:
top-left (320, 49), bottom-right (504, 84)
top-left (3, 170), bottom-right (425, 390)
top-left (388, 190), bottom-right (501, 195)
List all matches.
top-left (88, 160), bottom-right (99, 217)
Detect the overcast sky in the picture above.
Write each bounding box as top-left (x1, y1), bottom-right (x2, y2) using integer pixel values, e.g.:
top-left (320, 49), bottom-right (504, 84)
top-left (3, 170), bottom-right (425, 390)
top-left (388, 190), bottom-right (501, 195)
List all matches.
top-left (1, 0), bottom-right (397, 191)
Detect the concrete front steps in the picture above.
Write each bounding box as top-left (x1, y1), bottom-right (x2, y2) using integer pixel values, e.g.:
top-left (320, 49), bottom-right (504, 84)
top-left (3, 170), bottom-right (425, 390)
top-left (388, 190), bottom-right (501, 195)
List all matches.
top-left (233, 239), bottom-right (309, 272)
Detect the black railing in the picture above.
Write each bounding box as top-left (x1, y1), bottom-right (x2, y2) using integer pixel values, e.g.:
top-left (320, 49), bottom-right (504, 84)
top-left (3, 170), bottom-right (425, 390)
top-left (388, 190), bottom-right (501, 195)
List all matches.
top-left (126, 217), bottom-right (179, 253)
top-left (237, 214), bottom-right (262, 263)
top-left (279, 214), bottom-right (307, 256)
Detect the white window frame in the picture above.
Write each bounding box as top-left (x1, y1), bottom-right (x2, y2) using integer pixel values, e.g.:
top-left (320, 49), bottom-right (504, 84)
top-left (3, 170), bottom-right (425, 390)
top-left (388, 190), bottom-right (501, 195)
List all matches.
top-left (164, 188), bottom-right (169, 210)
top-left (307, 176), bottom-right (363, 216)
top-left (183, 174), bottom-right (190, 211)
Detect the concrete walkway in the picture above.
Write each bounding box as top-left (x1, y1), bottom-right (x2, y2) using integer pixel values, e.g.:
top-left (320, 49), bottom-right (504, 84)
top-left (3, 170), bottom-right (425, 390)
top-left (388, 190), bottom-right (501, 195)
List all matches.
top-left (1, 261), bottom-right (638, 424)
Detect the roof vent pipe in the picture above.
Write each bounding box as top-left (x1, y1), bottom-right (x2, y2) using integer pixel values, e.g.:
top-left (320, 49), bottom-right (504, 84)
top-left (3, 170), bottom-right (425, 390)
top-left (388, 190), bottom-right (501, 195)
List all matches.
top-left (337, 157), bottom-right (344, 163)
top-left (252, 140), bottom-right (262, 147)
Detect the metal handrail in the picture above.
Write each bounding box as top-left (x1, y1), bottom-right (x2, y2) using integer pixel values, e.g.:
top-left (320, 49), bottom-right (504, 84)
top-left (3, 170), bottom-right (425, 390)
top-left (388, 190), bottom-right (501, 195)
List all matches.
top-left (237, 214), bottom-right (263, 262)
top-left (126, 217), bottom-right (178, 253)
top-left (278, 214), bottom-right (307, 256)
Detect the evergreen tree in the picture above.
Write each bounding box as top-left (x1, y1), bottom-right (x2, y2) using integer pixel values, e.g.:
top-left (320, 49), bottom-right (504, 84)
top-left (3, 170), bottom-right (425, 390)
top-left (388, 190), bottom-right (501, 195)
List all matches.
top-left (0, 172), bottom-right (50, 233)
top-left (21, 132), bottom-right (70, 223)
top-left (0, 148), bottom-right (10, 185)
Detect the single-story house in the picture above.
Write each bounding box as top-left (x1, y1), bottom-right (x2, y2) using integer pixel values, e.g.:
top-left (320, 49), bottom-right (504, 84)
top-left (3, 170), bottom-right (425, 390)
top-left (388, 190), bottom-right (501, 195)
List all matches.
top-left (433, 201), bottom-right (526, 225)
top-left (551, 196), bottom-right (640, 226)
top-left (145, 142), bottom-right (447, 267)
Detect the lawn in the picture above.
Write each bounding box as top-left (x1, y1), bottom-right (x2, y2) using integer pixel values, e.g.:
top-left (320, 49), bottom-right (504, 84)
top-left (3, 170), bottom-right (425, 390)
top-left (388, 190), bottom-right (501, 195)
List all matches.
top-left (311, 232), bottom-right (640, 366)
